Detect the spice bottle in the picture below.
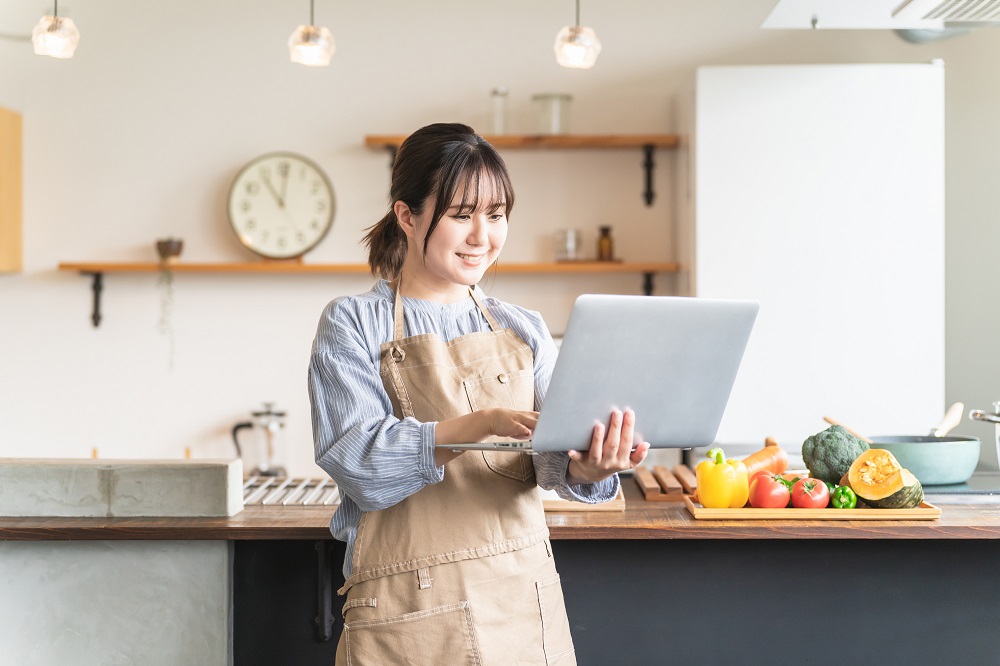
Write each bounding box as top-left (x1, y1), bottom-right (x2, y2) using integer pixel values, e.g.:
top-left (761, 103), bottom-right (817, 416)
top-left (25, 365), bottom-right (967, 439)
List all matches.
top-left (597, 226), bottom-right (614, 261)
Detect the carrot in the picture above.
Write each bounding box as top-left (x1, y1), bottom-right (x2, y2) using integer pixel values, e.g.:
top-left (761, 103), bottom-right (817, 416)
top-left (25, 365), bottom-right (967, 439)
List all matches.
top-left (740, 438), bottom-right (789, 478)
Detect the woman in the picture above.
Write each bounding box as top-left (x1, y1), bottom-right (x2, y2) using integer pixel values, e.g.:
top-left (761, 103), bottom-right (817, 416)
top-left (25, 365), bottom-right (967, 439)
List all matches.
top-left (309, 122), bottom-right (649, 665)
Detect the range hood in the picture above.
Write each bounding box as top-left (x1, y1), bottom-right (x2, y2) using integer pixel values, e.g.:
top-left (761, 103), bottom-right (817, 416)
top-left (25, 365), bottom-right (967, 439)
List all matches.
top-left (763, 0), bottom-right (1000, 29)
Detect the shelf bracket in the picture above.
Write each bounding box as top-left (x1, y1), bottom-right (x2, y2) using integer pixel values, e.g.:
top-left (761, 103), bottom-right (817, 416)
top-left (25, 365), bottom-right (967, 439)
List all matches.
top-left (82, 271), bottom-right (104, 328)
top-left (642, 272), bottom-right (654, 296)
top-left (642, 144), bottom-right (656, 207)
top-left (314, 540), bottom-right (338, 642)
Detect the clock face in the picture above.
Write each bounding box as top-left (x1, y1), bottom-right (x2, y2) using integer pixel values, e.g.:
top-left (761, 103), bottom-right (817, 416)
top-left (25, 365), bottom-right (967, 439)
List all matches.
top-left (227, 152), bottom-right (335, 259)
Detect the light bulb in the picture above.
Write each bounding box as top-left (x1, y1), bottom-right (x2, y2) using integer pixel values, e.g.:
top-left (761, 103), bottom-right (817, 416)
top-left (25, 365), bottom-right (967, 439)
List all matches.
top-left (32, 15), bottom-right (80, 59)
top-left (553, 25), bottom-right (601, 69)
top-left (288, 25), bottom-right (335, 66)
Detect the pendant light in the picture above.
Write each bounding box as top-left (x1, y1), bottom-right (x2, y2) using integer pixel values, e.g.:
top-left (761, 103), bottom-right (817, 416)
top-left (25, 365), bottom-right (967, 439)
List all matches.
top-left (32, 0), bottom-right (80, 59)
top-left (288, 0), bottom-right (335, 67)
top-left (553, 0), bottom-right (601, 69)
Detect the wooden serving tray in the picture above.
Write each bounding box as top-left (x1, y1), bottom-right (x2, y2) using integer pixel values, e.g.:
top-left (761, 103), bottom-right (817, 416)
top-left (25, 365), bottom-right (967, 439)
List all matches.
top-left (684, 495), bottom-right (941, 520)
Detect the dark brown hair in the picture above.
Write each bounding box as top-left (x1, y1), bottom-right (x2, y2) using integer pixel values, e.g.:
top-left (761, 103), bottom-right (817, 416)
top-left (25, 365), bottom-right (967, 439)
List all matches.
top-left (363, 123), bottom-right (515, 279)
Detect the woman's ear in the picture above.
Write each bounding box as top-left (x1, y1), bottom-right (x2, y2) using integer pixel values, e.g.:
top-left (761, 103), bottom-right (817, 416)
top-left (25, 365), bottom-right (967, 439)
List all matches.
top-left (394, 201), bottom-right (417, 239)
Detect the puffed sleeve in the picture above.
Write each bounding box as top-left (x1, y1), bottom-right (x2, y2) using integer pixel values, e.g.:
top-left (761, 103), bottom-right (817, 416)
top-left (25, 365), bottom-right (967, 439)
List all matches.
top-left (309, 301), bottom-right (444, 512)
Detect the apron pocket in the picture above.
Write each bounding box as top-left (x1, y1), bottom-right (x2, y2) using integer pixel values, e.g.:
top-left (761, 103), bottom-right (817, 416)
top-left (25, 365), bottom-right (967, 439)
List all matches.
top-left (536, 575), bottom-right (576, 665)
top-left (344, 600), bottom-right (483, 666)
top-left (482, 450), bottom-right (535, 483)
top-left (464, 372), bottom-right (537, 483)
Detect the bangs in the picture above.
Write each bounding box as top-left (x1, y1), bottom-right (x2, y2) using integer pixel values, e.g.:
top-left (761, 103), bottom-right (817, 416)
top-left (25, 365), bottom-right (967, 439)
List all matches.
top-left (430, 144), bottom-right (515, 225)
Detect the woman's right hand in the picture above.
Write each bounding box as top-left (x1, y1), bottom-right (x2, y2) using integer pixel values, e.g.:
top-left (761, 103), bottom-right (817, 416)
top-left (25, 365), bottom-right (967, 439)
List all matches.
top-left (433, 408), bottom-right (538, 467)
top-left (485, 407), bottom-right (538, 440)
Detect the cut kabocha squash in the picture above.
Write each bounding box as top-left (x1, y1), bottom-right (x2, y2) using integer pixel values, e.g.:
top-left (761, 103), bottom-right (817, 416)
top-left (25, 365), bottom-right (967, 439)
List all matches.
top-left (847, 449), bottom-right (924, 509)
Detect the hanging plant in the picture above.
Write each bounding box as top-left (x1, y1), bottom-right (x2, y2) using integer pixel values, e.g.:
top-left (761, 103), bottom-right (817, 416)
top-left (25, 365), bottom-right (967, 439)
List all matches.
top-left (155, 238), bottom-right (183, 369)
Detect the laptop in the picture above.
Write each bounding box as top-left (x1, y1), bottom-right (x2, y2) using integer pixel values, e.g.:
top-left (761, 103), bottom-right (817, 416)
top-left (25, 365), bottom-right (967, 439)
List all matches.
top-left (437, 294), bottom-right (759, 453)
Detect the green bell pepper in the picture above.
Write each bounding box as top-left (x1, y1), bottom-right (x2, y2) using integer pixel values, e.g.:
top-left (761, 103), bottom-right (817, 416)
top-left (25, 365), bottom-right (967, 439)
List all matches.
top-left (831, 485), bottom-right (857, 509)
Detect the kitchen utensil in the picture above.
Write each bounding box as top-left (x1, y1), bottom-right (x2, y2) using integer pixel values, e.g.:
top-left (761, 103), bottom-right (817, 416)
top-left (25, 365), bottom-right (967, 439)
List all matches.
top-left (232, 402), bottom-right (288, 477)
top-left (969, 401), bottom-right (1000, 471)
top-left (823, 405), bottom-right (979, 485)
top-left (821, 416), bottom-right (873, 444)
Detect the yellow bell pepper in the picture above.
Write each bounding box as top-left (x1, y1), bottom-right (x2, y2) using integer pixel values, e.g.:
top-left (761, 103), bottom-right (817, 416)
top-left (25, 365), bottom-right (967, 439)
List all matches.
top-left (695, 447), bottom-right (749, 508)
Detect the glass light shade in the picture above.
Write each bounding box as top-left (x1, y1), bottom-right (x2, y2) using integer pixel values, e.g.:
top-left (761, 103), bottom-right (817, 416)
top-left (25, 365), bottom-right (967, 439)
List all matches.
top-left (288, 25), bottom-right (335, 66)
top-left (553, 25), bottom-right (601, 69)
top-left (32, 15), bottom-right (80, 59)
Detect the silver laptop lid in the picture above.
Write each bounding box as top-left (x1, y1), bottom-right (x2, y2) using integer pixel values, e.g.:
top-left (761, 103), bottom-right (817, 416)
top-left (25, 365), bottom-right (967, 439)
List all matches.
top-left (529, 294), bottom-right (759, 452)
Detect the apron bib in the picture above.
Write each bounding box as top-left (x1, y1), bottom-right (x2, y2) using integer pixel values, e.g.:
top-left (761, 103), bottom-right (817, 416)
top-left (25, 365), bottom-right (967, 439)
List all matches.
top-left (336, 283), bottom-right (576, 665)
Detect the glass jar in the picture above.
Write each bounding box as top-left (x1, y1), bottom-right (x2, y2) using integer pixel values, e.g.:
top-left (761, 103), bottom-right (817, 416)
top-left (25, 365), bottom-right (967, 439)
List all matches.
top-left (491, 86), bottom-right (509, 135)
top-left (554, 228), bottom-right (583, 261)
top-left (531, 93), bottom-right (573, 134)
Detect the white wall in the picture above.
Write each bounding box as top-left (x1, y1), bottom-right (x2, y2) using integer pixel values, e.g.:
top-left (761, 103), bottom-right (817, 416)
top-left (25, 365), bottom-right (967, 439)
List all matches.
top-left (1, 1), bottom-right (998, 476)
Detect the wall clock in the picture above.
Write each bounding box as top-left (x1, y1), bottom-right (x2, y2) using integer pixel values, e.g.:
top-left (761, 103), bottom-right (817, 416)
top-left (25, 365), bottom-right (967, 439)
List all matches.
top-left (227, 152), bottom-right (335, 260)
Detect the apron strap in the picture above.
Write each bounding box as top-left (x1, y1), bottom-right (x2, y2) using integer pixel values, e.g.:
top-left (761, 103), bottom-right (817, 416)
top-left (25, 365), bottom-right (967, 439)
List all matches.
top-left (468, 286), bottom-right (501, 332)
top-left (390, 280), bottom-right (501, 340)
top-left (390, 279), bottom-right (406, 341)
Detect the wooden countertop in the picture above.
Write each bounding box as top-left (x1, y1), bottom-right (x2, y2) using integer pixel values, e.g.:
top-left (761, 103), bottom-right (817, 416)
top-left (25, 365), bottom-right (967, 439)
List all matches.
top-left (1, 480), bottom-right (997, 541)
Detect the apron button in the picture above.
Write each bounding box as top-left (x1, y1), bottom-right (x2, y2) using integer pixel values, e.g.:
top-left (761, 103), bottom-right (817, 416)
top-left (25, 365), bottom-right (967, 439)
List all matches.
top-left (497, 373), bottom-right (508, 383)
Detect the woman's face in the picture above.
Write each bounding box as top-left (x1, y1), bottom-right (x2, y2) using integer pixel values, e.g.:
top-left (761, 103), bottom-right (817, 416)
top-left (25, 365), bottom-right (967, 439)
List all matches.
top-left (403, 176), bottom-right (508, 298)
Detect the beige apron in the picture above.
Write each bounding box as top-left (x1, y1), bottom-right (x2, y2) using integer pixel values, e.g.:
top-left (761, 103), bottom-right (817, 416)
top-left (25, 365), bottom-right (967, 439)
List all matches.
top-left (336, 284), bottom-right (576, 666)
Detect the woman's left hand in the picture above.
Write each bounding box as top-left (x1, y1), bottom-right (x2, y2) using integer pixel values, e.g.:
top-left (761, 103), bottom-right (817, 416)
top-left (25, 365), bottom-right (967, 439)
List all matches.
top-left (566, 408), bottom-right (650, 485)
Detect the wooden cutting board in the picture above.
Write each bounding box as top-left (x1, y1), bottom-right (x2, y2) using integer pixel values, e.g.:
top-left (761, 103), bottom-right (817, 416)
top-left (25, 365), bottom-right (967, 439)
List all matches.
top-left (684, 495), bottom-right (941, 520)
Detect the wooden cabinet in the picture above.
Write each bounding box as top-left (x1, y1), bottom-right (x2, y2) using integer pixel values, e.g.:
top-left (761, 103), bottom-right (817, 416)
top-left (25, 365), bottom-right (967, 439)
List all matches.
top-left (0, 107), bottom-right (22, 273)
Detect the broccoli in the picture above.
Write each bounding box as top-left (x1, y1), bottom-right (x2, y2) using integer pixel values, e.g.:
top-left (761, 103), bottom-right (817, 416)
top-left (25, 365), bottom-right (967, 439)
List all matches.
top-left (801, 425), bottom-right (870, 485)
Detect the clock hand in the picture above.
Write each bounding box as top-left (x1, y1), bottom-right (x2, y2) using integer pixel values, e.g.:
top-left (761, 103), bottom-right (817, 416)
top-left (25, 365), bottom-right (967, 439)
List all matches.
top-left (261, 173), bottom-right (285, 209)
top-left (280, 165), bottom-right (289, 206)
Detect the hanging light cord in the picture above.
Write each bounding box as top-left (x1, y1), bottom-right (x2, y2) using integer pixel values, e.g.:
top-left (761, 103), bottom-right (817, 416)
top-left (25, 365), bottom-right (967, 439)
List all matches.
top-left (310, 0), bottom-right (315, 26)
top-left (54, 0), bottom-right (59, 17)
top-left (575, 0), bottom-right (580, 27)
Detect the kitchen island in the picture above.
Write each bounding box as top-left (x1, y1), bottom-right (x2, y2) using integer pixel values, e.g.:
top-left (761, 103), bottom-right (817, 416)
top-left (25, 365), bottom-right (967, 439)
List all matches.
top-left (2, 478), bottom-right (999, 664)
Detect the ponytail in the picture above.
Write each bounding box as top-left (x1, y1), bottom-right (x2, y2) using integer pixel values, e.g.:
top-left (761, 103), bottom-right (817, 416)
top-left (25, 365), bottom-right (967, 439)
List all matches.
top-left (363, 211), bottom-right (407, 279)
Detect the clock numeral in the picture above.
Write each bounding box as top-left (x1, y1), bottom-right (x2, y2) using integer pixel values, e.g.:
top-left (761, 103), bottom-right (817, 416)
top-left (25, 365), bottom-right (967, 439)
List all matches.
top-left (245, 181), bottom-right (260, 196)
top-left (310, 219), bottom-right (320, 229)
top-left (299, 165), bottom-right (307, 180)
top-left (277, 236), bottom-right (287, 249)
top-left (311, 180), bottom-right (321, 195)
top-left (241, 200), bottom-right (251, 212)
top-left (278, 162), bottom-right (290, 177)
top-left (246, 218), bottom-right (256, 230)
top-left (261, 230), bottom-right (270, 243)
top-left (296, 231), bottom-right (306, 244)
top-left (316, 200), bottom-right (326, 212)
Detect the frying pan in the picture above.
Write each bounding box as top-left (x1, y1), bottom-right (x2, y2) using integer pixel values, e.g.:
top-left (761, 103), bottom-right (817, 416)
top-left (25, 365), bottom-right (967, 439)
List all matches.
top-left (824, 403), bottom-right (981, 485)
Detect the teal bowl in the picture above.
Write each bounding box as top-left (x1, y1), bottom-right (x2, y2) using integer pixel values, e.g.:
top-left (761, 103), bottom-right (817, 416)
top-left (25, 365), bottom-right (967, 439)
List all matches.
top-left (869, 436), bottom-right (980, 486)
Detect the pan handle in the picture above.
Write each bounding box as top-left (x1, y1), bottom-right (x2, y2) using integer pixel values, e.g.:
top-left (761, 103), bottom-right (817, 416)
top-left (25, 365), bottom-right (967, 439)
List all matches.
top-left (930, 402), bottom-right (965, 436)
top-left (969, 409), bottom-right (1000, 425)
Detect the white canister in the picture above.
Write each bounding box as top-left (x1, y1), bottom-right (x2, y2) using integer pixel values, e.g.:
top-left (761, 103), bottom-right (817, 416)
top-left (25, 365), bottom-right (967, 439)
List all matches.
top-left (554, 228), bottom-right (582, 261)
top-left (531, 93), bottom-right (573, 134)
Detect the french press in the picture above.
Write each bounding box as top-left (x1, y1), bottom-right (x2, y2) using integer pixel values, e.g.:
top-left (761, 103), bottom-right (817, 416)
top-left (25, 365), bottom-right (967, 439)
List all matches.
top-left (232, 402), bottom-right (288, 477)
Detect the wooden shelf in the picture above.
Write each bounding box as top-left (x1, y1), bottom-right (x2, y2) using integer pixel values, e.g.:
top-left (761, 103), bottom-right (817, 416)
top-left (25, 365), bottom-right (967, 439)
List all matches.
top-left (364, 133), bottom-right (679, 207)
top-left (58, 261), bottom-right (679, 275)
top-left (364, 134), bottom-right (679, 150)
top-left (58, 261), bottom-right (680, 328)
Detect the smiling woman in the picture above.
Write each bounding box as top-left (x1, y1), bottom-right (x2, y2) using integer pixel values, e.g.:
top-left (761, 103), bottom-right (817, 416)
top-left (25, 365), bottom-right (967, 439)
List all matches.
top-left (308, 123), bottom-right (648, 665)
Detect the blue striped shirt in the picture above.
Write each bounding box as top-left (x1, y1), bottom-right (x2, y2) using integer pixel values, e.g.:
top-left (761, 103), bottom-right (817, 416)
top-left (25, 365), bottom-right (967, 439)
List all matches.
top-left (309, 280), bottom-right (619, 578)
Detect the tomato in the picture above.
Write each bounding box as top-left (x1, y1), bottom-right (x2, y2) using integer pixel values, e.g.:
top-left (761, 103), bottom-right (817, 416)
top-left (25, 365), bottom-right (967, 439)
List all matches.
top-left (748, 471), bottom-right (791, 509)
top-left (791, 477), bottom-right (831, 509)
